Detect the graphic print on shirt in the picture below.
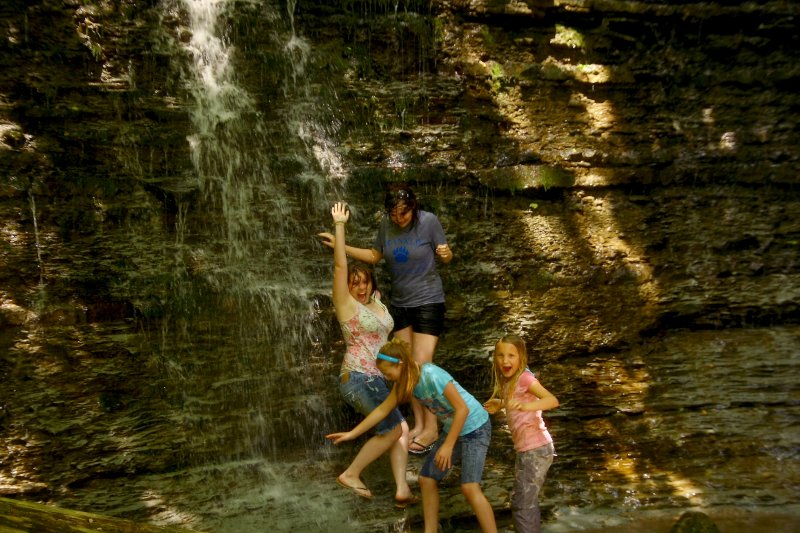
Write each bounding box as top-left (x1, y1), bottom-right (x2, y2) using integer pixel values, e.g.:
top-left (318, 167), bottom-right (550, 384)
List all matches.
top-left (388, 235), bottom-right (427, 271)
top-left (393, 245), bottom-right (409, 263)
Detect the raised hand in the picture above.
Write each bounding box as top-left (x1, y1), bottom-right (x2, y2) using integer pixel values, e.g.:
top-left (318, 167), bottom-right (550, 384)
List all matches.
top-left (318, 202), bottom-right (350, 249)
top-left (332, 201), bottom-right (349, 225)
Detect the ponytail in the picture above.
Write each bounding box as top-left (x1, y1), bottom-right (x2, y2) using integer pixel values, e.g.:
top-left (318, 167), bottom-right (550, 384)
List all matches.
top-left (378, 338), bottom-right (420, 404)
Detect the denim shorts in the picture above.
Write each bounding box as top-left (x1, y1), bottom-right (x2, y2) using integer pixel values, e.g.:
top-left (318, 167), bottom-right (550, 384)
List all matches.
top-left (339, 371), bottom-right (404, 435)
top-left (389, 302), bottom-right (446, 337)
top-left (420, 418), bottom-right (491, 484)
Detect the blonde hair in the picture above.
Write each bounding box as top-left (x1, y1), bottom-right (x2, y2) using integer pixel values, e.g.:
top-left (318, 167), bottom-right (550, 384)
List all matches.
top-left (377, 338), bottom-right (420, 404)
top-left (488, 334), bottom-right (529, 404)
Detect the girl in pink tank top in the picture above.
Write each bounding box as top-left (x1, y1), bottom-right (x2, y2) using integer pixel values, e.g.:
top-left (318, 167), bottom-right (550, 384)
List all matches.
top-left (484, 334), bottom-right (559, 533)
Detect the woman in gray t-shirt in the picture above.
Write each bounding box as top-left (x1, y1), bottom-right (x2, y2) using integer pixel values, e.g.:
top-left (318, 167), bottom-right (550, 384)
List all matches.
top-left (322, 185), bottom-right (453, 453)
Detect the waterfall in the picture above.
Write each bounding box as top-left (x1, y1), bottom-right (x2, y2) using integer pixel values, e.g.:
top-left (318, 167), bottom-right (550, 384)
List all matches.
top-left (56, 2), bottom-right (383, 530)
top-left (153, 0), bottom-right (346, 465)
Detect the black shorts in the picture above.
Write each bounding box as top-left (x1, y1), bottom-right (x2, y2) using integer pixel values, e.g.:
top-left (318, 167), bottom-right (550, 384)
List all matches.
top-left (389, 302), bottom-right (446, 337)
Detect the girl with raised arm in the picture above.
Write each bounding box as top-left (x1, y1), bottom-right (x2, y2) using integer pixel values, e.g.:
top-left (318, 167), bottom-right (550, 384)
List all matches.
top-left (320, 202), bottom-right (415, 507)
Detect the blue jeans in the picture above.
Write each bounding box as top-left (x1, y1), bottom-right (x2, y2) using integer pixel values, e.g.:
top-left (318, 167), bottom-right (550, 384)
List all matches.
top-left (420, 419), bottom-right (491, 484)
top-left (339, 371), bottom-right (404, 435)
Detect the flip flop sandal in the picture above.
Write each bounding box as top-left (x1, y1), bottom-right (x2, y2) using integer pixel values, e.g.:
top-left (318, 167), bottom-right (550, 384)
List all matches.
top-left (408, 437), bottom-right (435, 455)
top-left (336, 477), bottom-right (373, 500)
top-left (394, 494), bottom-right (420, 509)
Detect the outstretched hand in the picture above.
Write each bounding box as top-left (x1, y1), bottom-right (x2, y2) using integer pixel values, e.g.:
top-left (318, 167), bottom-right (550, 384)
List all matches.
top-left (325, 431), bottom-right (355, 445)
top-left (318, 231), bottom-right (334, 249)
top-left (483, 398), bottom-right (503, 414)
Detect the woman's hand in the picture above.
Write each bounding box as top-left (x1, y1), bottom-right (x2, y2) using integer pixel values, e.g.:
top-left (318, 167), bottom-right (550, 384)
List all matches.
top-left (318, 202), bottom-right (350, 250)
top-left (318, 232), bottom-right (334, 249)
top-left (436, 243), bottom-right (452, 262)
top-left (483, 398), bottom-right (503, 414)
top-left (332, 201), bottom-right (349, 225)
top-left (325, 431), bottom-right (355, 445)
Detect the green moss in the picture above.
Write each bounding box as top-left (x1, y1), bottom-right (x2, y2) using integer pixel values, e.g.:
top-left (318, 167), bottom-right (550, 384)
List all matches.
top-left (552, 24), bottom-right (585, 49)
top-left (489, 61), bottom-right (505, 92)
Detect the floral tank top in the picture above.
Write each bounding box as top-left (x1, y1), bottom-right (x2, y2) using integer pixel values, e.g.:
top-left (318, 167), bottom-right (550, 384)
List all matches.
top-left (339, 299), bottom-right (394, 377)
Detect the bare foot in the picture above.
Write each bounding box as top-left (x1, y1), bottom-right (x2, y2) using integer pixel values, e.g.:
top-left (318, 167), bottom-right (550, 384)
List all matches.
top-left (394, 493), bottom-right (420, 509)
top-left (408, 434), bottom-right (438, 455)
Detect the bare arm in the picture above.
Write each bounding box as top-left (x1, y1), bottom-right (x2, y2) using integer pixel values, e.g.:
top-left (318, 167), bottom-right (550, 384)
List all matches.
top-left (329, 203), bottom-right (358, 323)
top-left (507, 380), bottom-right (559, 412)
top-left (349, 245), bottom-right (382, 265)
top-left (434, 382), bottom-right (469, 471)
top-left (318, 233), bottom-right (382, 265)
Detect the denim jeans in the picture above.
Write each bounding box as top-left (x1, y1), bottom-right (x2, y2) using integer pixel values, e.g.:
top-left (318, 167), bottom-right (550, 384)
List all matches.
top-left (420, 418), bottom-right (491, 484)
top-left (339, 371), bottom-right (404, 434)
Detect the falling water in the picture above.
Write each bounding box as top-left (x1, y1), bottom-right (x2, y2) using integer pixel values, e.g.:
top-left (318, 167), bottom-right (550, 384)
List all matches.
top-left (153, 0), bottom-right (347, 466)
top-left (27, 189), bottom-right (43, 285)
top-left (96, 0), bottom-right (369, 529)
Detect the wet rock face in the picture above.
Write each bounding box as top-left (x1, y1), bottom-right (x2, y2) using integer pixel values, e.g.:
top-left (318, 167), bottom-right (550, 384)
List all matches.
top-left (297, 1), bottom-right (799, 189)
top-left (1, 1), bottom-right (799, 531)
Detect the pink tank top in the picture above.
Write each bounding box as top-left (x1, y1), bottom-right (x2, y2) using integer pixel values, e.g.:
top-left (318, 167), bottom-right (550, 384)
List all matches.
top-left (339, 300), bottom-right (394, 377)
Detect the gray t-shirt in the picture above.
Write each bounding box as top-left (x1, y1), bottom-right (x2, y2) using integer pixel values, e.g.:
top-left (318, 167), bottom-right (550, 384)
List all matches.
top-left (373, 210), bottom-right (447, 307)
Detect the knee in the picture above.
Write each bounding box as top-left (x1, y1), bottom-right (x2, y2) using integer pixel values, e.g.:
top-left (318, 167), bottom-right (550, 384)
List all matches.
top-left (419, 476), bottom-right (437, 491)
top-left (460, 482), bottom-right (484, 501)
top-left (400, 420), bottom-right (409, 439)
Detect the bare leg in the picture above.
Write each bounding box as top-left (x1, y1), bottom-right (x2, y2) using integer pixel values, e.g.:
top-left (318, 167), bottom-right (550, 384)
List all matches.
top-left (462, 483), bottom-right (497, 533)
top-left (409, 396), bottom-right (425, 441)
top-left (410, 331), bottom-right (440, 447)
top-left (392, 327), bottom-right (425, 439)
top-left (390, 420), bottom-right (413, 500)
top-left (338, 424), bottom-right (402, 498)
top-left (420, 475), bottom-right (440, 533)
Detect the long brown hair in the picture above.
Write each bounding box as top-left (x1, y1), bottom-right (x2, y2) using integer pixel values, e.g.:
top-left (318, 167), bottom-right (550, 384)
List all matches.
top-left (488, 334), bottom-right (529, 404)
top-left (384, 184), bottom-right (419, 226)
top-left (377, 338), bottom-right (420, 404)
top-left (347, 262), bottom-right (378, 297)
